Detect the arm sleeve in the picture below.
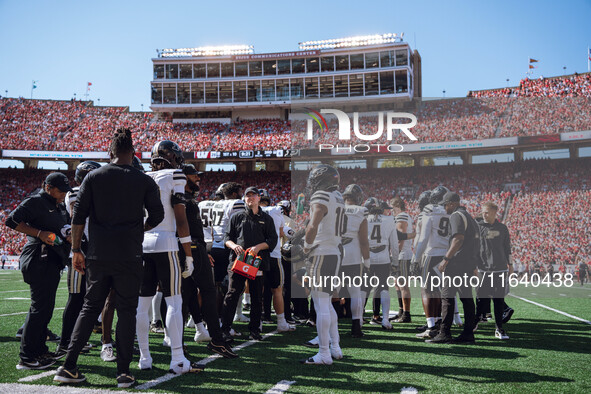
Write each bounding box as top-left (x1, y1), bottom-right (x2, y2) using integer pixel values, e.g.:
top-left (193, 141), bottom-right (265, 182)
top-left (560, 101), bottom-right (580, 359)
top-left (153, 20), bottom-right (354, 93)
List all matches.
top-left (413, 216), bottom-right (431, 262)
top-left (72, 179), bottom-right (92, 226)
top-left (144, 177), bottom-right (165, 228)
top-left (224, 214), bottom-right (239, 245)
top-left (396, 230), bottom-right (408, 241)
top-left (449, 211), bottom-right (467, 238)
top-left (5, 198), bottom-right (35, 229)
top-left (265, 215), bottom-right (278, 252)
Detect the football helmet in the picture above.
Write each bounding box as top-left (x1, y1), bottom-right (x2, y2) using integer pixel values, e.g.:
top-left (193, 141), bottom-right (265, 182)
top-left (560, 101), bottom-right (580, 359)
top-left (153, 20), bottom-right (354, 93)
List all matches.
top-left (74, 161), bottom-right (101, 184)
top-left (277, 200), bottom-right (291, 216)
top-left (132, 156), bottom-right (145, 172)
top-left (418, 190), bottom-right (432, 211)
top-left (430, 186), bottom-right (450, 205)
top-left (342, 184), bottom-right (364, 205)
top-left (306, 164), bottom-right (339, 194)
top-left (151, 140), bottom-right (184, 168)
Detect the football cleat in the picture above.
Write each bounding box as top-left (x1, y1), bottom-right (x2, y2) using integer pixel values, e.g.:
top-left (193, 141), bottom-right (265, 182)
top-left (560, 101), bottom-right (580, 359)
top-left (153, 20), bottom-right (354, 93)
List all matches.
top-left (300, 354), bottom-right (333, 365)
top-left (53, 366), bottom-right (86, 383)
top-left (495, 328), bottom-right (510, 340)
top-left (330, 345), bottom-right (343, 360)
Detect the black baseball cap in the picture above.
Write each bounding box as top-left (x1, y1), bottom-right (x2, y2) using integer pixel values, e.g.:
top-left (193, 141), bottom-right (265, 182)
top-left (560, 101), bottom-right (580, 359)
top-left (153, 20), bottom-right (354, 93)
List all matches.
top-left (244, 186), bottom-right (260, 196)
top-left (45, 172), bottom-right (73, 193)
top-left (442, 192), bottom-right (460, 205)
top-left (181, 163), bottom-right (204, 176)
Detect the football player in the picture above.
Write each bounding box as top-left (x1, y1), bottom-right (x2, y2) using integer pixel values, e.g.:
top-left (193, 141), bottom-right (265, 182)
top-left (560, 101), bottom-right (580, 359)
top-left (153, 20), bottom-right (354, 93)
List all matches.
top-left (210, 182), bottom-right (245, 319)
top-left (392, 197), bottom-right (413, 323)
top-left (135, 140), bottom-right (196, 374)
top-left (340, 184), bottom-right (370, 338)
top-left (55, 161), bottom-right (101, 359)
top-left (260, 193), bottom-right (296, 333)
top-left (413, 186), bottom-right (449, 338)
top-left (301, 164), bottom-right (344, 365)
top-left (364, 198), bottom-right (399, 330)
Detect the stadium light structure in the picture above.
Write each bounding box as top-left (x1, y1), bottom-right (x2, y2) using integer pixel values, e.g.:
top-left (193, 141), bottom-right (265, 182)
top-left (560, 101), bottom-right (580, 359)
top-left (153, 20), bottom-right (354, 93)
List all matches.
top-left (298, 33), bottom-right (403, 50)
top-left (158, 45), bottom-right (254, 58)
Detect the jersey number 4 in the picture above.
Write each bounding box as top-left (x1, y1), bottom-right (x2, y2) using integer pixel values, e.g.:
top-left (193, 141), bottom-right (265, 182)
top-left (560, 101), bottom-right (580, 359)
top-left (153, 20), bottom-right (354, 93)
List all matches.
top-left (370, 225), bottom-right (382, 244)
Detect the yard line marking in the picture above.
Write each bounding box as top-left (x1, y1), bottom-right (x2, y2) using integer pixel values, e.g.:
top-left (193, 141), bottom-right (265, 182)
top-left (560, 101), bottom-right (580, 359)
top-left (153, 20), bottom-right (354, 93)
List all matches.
top-left (4, 297), bottom-right (30, 300)
top-left (18, 370), bottom-right (57, 382)
top-left (0, 287), bottom-right (67, 294)
top-left (136, 330), bottom-right (280, 390)
top-left (508, 294), bottom-right (591, 325)
top-left (0, 307), bottom-right (64, 317)
top-left (1, 383), bottom-right (159, 393)
top-left (266, 379), bottom-right (296, 393)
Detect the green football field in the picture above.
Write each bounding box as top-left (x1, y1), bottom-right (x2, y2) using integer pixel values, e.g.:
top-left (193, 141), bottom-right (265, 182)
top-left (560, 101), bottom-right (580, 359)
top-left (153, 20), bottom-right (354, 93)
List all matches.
top-left (1, 269), bottom-right (590, 393)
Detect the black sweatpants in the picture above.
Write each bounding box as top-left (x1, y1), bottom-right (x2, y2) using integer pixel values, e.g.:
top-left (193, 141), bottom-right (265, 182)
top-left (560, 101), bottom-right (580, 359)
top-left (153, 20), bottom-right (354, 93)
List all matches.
top-left (476, 297), bottom-right (505, 330)
top-left (64, 259), bottom-right (142, 375)
top-left (222, 271), bottom-right (264, 335)
top-left (440, 282), bottom-right (475, 336)
top-left (20, 263), bottom-right (61, 361)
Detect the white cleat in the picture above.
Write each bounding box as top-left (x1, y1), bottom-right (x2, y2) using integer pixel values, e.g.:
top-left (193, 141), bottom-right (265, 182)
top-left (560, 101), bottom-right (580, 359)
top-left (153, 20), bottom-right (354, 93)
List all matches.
top-left (330, 345), bottom-right (343, 360)
top-left (234, 313), bottom-right (250, 323)
top-left (186, 316), bottom-right (196, 328)
top-left (194, 325), bottom-right (212, 343)
top-left (169, 358), bottom-right (192, 375)
top-left (277, 322), bottom-right (296, 332)
top-left (300, 353), bottom-right (333, 365)
top-left (138, 355), bottom-right (152, 371)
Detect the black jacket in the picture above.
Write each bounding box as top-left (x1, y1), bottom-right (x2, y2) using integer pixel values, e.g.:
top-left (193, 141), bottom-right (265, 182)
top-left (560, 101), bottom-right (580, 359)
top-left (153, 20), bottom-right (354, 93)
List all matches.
top-left (224, 207), bottom-right (278, 271)
top-left (476, 218), bottom-right (511, 271)
top-left (5, 190), bottom-right (70, 283)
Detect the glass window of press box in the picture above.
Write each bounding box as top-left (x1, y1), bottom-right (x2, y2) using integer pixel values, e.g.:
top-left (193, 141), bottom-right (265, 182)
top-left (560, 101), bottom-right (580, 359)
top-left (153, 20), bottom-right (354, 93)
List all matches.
top-left (277, 60), bottom-right (291, 75)
top-left (261, 80), bottom-right (275, 101)
top-left (205, 82), bottom-right (218, 103)
top-left (321, 56), bottom-right (334, 72)
top-left (292, 58), bottom-right (305, 73)
top-left (207, 63), bottom-right (220, 78)
top-left (365, 73), bottom-right (379, 95)
top-left (194, 64), bottom-right (206, 78)
top-left (334, 75), bottom-right (348, 98)
top-left (191, 83), bottom-right (204, 103)
top-left (151, 84), bottom-right (162, 103)
top-left (248, 81), bottom-right (261, 102)
top-left (395, 70), bottom-right (408, 93)
top-left (349, 74), bottom-right (364, 96)
top-left (221, 63), bottom-right (234, 78)
top-left (154, 65), bottom-right (164, 79)
top-left (264, 60), bottom-right (276, 76)
top-left (306, 58), bottom-right (319, 73)
top-left (166, 64), bottom-right (178, 79)
top-left (276, 79), bottom-right (289, 100)
top-left (178, 84), bottom-right (190, 103)
top-left (180, 64), bottom-right (192, 79)
top-left (249, 61), bottom-right (262, 76)
top-left (233, 81), bottom-right (246, 102)
top-left (219, 82), bottom-right (232, 102)
top-left (235, 62), bottom-right (248, 77)
top-left (291, 78), bottom-right (303, 100)
top-left (395, 49), bottom-right (408, 66)
top-left (163, 84), bottom-right (176, 103)
top-left (349, 54), bottom-right (364, 70)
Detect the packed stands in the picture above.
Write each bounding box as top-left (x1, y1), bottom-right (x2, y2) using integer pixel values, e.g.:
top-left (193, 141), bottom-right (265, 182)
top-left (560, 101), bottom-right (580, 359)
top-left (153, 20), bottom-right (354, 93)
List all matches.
top-left (468, 73), bottom-right (591, 98)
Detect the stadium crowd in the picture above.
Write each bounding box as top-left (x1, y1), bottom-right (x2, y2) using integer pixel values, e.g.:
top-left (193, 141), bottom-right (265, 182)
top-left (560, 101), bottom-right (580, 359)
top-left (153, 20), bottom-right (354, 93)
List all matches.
top-left (469, 73), bottom-right (591, 98)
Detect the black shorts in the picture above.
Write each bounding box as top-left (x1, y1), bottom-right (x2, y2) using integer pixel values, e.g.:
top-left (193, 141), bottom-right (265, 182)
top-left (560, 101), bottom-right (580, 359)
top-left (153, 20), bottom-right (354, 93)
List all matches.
top-left (140, 251), bottom-right (182, 297)
top-left (308, 254), bottom-right (340, 294)
top-left (67, 262), bottom-right (86, 294)
top-left (369, 264), bottom-right (391, 292)
top-left (210, 247), bottom-right (230, 283)
top-left (421, 255), bottom-right (444, 292)
top-left (398, 259), bottom-right (411, 281)
top-left (264, 257), bottom-right (284, 289)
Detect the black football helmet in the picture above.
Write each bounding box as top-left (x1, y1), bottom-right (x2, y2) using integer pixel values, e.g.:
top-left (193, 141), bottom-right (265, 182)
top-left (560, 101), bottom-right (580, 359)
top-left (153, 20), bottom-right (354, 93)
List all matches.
top-left (430, 186), bottom-right (450, 205)
top-left (75, 161), bottom-right (101, 184)
top-left (343, 184), bottom-right (364, 205)
top-left (132, 156), bottom-right (145, 172)
top-left (151, 140), bottom-right (184, 168)
top-left (215, 183), bottom-right (228, 199)
top-left (277, 200), bottom-right (291, 216)
top-left (259, 189), bottom-right (270, 198)
top-left (306, 164), bottom-right (340, 194)
top-left (281, 241), bottom-right (305, 264)
top-left (418, 190), bottom-right (432, 211)
top-left (364, 197), bottom-right (383, 214)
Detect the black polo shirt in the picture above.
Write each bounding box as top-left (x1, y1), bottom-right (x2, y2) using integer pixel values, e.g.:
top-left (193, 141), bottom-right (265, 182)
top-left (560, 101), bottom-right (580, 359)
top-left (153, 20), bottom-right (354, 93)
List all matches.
top-left (5, 190), bottom-right (71, 274)
top-left (72, 163), bottom-right (164, 262)
top-left (476, 218), bottom-right (511, 271)
top-left (447, 206), bottom-right (479, 274)
top-left (184, 191), bottom-right (206, 248)
top-left (224, 206), bottom-right (278, 271)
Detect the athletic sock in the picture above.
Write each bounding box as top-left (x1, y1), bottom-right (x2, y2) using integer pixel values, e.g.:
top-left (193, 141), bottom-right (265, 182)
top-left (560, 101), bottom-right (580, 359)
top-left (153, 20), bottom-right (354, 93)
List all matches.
top-left (396, 289), bottom-right (403, 311)
top-left (165, 294), bottom-right (184, 361)
top-left (277, 313), bottom-right (286, 325)
top-left (136, 296), bottom-right (152, 359)
top-left (380, 290), bottom-right (390, 324)
top-left (427, 317), bottom-right (435, 328)
top-left (328, 304), bottom-right (340, 347)
top-left (151, 292), bottom-right (163, 323)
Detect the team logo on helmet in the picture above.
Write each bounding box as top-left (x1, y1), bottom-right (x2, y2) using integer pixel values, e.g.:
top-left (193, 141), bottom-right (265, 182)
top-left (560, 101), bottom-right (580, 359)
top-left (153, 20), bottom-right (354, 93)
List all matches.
top-left (151, 140), bottom-right (184, 168)
top-left (343, 184), bottom-right (364, 206)
top-left (306, 164), bottom-right (340, 194)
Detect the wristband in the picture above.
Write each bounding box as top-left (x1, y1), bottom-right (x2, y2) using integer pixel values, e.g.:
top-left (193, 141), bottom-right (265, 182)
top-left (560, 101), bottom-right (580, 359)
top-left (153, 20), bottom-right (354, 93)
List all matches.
top-left (304, 242), bottom-right (313, 250)
top-left (72, 248), bottom-right (82, 253)
top-left (36, 230), bottom-right (41, 238)
top-left (179, 236), bottom-right (192, 244)
top-left (443, 256), bottom-right (450, 262)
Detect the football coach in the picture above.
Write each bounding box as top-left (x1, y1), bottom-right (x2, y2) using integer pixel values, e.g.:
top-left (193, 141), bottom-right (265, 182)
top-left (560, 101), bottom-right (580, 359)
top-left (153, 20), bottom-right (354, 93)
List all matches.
top-left (54, 128), bottom-right (164, 388)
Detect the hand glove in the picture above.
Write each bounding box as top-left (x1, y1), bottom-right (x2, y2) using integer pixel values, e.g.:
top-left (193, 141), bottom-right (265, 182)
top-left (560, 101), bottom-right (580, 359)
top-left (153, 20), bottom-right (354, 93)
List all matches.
top-left (410, 259), bottom-right (420, 277)
top-left (363, 258), bottom-right (371, 270)
top-left (182, 256), bottom-right (194, 279)
top-left (284, 226), bottom-right (294, 239)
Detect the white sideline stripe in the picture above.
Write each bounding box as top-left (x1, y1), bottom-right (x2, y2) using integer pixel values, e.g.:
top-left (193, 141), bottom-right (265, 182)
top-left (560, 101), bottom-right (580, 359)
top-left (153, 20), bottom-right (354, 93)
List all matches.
top-left (0, 307), bottom-right (64, 317)
top-left (5, 297), bottom-right (31, 300)
top-left (136, 330), bottom-right (280, 390)
top-left (508, 294), bottom-right (591, 325)
top-left (0, 287), bottom-right (67, 294)
top-left (1, 383), bottom-right (158, 393)
top-left (266, 379), bottom-right (296, 393)
top-left (18, 370), bottom-right (57, 382)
